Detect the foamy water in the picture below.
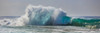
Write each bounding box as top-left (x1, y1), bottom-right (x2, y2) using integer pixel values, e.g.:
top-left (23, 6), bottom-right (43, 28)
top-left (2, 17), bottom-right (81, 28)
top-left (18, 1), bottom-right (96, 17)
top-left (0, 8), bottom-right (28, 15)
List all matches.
top-left (0, 26), bottom-right (100, 33)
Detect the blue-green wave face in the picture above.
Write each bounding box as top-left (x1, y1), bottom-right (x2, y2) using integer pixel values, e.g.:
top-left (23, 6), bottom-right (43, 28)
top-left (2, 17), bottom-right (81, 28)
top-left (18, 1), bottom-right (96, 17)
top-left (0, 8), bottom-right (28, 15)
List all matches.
top-left (72, 17), bottom-right (100, 29)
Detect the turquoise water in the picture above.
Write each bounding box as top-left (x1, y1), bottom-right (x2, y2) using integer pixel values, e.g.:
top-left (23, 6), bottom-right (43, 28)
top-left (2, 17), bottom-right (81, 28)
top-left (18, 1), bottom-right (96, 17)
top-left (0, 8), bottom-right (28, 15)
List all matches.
top-left (72, 17), bottom-right (100, 29)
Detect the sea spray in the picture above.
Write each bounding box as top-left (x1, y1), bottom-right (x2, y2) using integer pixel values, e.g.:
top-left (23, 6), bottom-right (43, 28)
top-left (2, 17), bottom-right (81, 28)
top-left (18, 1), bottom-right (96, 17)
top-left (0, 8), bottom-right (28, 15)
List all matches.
top-left (0, 5), bottom-right (70, 26)
top-left (23, 5), bottom-right (70, 25)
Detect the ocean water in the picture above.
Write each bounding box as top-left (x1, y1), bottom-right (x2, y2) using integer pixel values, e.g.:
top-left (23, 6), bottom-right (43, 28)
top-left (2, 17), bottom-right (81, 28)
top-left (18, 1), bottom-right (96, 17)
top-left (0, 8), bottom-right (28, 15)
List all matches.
top-left (0, 25), bottom-right (100, 33)
top-left (0, 5), bottom-right (100, 33)
top-left (0, 16), bottom-right (100, 33)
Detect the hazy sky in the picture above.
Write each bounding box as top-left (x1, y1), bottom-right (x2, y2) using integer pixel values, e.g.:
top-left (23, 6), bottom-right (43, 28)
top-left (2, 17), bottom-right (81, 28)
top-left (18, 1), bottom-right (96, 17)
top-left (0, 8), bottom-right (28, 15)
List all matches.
top-left (0, 0), bottom-right (100, 16)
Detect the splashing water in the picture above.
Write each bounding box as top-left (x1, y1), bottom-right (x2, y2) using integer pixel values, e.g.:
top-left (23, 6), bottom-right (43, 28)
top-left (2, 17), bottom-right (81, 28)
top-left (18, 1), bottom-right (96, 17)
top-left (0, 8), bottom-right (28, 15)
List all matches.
top-left (0, 5), bottom-right (70, 26)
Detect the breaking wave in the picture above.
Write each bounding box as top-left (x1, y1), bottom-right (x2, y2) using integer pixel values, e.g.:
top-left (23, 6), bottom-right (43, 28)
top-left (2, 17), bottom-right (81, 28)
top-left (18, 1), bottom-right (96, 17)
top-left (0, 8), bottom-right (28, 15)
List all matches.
top-left (0, 5), bottom-right (71, 26)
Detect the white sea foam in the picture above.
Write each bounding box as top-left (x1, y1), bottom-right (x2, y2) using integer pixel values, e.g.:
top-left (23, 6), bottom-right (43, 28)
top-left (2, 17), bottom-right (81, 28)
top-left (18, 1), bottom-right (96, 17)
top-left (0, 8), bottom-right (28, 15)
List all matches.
top-left (0, 5), bottom-right (68, 26)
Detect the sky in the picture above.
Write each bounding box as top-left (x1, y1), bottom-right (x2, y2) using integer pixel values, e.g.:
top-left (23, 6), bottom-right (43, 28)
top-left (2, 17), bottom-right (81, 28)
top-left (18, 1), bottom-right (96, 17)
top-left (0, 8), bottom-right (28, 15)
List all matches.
top-left (0, 0), bottom-right (100, 16)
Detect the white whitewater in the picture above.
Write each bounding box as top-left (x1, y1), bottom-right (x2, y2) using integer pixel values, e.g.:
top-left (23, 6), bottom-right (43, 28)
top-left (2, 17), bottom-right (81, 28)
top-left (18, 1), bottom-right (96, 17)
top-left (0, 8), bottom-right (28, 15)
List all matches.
top-left (0, 5), bottom-right (69, 26)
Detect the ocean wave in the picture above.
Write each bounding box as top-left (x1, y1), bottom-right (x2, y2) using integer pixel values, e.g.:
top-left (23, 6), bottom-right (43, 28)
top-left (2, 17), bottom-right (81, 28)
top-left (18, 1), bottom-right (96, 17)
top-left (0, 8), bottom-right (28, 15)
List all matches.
top-left (0, 5), bottom-right (70, 26)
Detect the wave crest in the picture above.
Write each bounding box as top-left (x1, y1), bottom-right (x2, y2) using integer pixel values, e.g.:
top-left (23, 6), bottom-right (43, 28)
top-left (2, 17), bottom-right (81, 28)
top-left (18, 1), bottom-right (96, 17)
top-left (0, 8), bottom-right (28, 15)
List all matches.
top-left (0, 5), bottom-right (70, 26)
